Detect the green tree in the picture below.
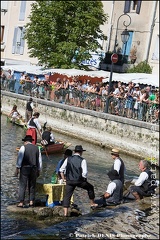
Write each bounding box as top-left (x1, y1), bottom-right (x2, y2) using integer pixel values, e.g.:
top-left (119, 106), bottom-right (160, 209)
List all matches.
top-left (24, 0), bottom-right (108, 69)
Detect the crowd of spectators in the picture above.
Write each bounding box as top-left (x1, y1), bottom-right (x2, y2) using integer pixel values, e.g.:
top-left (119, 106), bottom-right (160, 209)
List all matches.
top-left (1, 68), bottom-right (159, 124)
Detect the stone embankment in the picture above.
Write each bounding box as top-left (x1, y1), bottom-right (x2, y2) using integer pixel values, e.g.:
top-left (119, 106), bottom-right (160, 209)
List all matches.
top-left (7, 195), bottom-right (159, 239)
top-left (1, 91), bottom-right (159, 163)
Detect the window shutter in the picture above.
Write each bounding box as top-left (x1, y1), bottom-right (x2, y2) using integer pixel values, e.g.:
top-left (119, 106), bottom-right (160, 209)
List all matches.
top-left (16, 27), bottom-right (21, 43)
top-left (12, 27), bottom-right (18, 54)
top-left (20, 28), bottom-right (25, 55)
top-left (136, 0), bottom-right (142, 14)
top-left (19, 1), bottom-right (26, 21)
top-left (152, 35), bottom-right (159, 60)
top-left (16, 27), bottom-right (22, 54)
top-left (124, 1), bottom-right (131, 13)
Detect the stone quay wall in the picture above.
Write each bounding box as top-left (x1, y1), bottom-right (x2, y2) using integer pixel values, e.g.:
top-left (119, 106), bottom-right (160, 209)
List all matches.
top-left (1, 91), bottom-right (159, 161)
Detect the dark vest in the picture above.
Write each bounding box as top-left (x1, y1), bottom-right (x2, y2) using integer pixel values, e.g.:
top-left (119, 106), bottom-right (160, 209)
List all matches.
top-left (66, 155), bottom-right (83, 181)
top-left (26, 101), bottom-right (33, 111)
top-left (42, 131), bottom-right (51, 144)
top-left (22, 144), bottom-right (39, 167)
top-left (111, 157), bottom-right (125, 184)
top-left (28, 117), bottom-right (37, 128)
top-left (105, 179), bottom-right (122, 204)
top-left (141, 169), bottom-right (157, 192)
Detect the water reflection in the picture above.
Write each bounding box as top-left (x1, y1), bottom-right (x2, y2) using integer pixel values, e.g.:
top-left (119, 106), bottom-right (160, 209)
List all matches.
top-left (1, 114), bottom-right (159, 239)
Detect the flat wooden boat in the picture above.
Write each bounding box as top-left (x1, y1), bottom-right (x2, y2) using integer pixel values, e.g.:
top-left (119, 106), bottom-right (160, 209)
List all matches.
top-left (16, 141), bottom-right (71, 155)
top-left (37, 141), bottom-right (69, 154)
top-left (7, 116), bottom-right (27, 129)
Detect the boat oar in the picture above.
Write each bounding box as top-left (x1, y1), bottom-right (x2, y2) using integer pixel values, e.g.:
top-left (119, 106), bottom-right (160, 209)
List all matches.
top-left (43, 144), bottom-right (50, 160)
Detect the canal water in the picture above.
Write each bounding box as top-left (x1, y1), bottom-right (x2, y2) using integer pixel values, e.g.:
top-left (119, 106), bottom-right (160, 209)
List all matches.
top-left (1, 114), bottom-right (159, 239)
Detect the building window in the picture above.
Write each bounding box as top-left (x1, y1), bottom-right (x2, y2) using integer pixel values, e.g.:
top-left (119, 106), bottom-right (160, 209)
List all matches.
top-left (1, 1), bottom-right (8, 12)
top-left (124, 0), bottom-right (142, 14)
top-left (132, 1), bottom-right (138, 10)
top-left (19, 0), bottom-right (26, 21)
top-left (1, 26), bottom-right (5, 43)
top-left (152, 35), bottom-right (159, 60)
top-left (12, 27), bottom-right (25, 55)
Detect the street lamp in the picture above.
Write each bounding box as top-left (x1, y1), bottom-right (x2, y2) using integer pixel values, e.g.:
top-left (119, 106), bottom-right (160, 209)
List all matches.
top-left (105, 13), bottom-right (131, 113)
top-left (121, 28), bottom-right (130, 44)
top-left (121, 28), bottom-right (130, 57)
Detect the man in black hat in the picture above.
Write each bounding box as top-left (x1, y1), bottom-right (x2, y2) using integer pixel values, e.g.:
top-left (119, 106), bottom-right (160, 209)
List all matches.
top-left (59, 145), bottom-right (98, 216)
top-left (101, 169), bottom-right (123, 206)
top-left (15, 135), bottom-right (42, 208)
top-left (25, 97), bottom-right (34, 123)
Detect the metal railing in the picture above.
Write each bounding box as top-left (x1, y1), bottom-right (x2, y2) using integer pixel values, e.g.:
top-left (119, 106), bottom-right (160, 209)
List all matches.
top-left (1, 78), bottom-right (159, 124)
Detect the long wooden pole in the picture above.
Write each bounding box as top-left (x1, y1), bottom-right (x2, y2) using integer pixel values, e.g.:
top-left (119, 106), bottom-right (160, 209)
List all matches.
top-left (38, 129), bottom-right (50, 160)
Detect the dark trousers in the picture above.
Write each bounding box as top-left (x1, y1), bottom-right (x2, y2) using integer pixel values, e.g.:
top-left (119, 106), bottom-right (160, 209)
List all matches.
top-left (129, 185), bottom-right (154, 198)
top-left (25, 110), bottom-right (33, 122)
top-left (19, 166), bottom-right (37, 202)
top-left (63, 180), bottom-right (95, 208)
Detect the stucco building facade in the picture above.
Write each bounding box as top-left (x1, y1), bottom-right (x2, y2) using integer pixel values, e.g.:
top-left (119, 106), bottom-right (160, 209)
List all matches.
top-left (101, 1), bottom-right (159, 75)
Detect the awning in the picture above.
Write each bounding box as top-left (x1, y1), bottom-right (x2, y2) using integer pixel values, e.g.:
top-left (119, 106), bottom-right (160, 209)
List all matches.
top-left (102, 73), bottom-right (159, 87)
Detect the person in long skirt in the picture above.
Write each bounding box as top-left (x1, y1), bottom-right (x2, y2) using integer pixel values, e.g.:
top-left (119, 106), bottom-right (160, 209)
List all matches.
top-left (26, 112), bottom-right (42, 145)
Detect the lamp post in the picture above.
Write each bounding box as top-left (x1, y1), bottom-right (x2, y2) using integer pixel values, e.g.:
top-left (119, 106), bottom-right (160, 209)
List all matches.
top-left (105, 13), bottom-right (131, 113)
top-left (121, 28), bottom-right (130, 56)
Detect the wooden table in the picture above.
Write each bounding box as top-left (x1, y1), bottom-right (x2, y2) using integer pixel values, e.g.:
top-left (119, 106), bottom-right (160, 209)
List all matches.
top-left (36, 182), bottom-right (74, 207)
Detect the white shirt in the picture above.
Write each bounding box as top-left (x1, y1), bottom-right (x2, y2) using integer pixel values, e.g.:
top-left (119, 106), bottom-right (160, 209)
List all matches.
top-left (59, 153), bottom-right (88, 178)
top-left (20, 74), bottom-right (25, 80)
top-left (133, 90), bottom-right (142, 99)
top-left (27, 118), bottom-right (41, 130)
top-left (106, 182), bottom-right (116, 195)
top-left (113, 158), bottom-right (122, 174)
top-left (12, 111), bottom-right (19, 118)
top-left (30, 102), bottom-right (34, 109)
top-left (50, 133), bottom-right (55, 142)
top-left (113, 88), bottom-right (120, 95)
top-left (134, 172), bottom-right (149, 186)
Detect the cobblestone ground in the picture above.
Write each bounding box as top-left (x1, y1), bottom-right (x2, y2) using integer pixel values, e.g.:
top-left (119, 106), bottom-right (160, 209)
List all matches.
top-left (72, 198), bottom-right (159, 240)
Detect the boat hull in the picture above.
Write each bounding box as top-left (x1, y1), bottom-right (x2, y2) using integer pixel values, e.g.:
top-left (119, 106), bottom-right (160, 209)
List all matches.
top-left (16, 142), bottom-right (71, 155)
top-left (7, 116), bottom-right (27, 128)
top-left (39, 142), bottom-right (64, 154)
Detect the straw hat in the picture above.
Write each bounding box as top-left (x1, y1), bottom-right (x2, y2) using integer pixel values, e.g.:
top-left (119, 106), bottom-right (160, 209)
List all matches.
top-left (111, 148), bottom-right (119, 156)
top-left (46, 126), bottom-right (52, 131)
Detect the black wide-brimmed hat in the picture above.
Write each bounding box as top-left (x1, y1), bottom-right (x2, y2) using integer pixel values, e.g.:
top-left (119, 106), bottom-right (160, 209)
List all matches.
top-left (22, 135), bottom-right (34, 142)
top-left (64, 149), bottom-right (73, 156)
top-left (74, 145), bottom-right (86, 152)
top-left (107, 170), bottom-right (120, 181)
